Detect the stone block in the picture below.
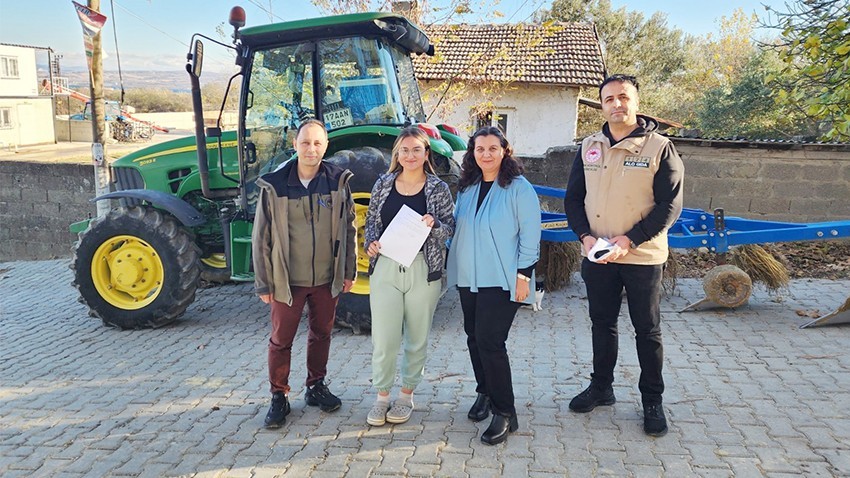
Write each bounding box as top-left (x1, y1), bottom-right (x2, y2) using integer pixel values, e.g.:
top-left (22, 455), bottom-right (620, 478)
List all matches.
top-left (801, 163), bottom-right (843, 181)
top-left (758, 162), bottom-right (803, 180)
top-left (749, 198), bottom-right (790, 215)
top-left (691, 178), bottom-right (734, 199)
top-left (772, 181), bottom-right (817, 199)
top-left (730, 178), bottom-right (771, 198)
top-left (684, 196), bottom-right (712, 211)
top-left (31, 201), bottom-right (61, 216)
top-left (816, 182), bottom-right (850, 201)
top-left (790, 198), bottom-right (832, 216)
top-left (20, 187), bottom-right (47, 203)
top-left (715, 159), bottom-right (760, 179)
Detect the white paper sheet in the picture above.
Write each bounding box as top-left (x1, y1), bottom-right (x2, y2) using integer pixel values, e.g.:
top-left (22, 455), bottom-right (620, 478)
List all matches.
top-left (377, 204), bottom-right (432, 267)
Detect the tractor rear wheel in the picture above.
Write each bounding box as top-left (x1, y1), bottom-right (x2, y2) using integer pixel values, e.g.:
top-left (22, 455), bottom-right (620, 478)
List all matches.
top-left (326, 147), bottom-right (391, 333)
top-left (325, 146), bottom-right (461, 334)
top-left (72, 206), bottom-right (201, 328)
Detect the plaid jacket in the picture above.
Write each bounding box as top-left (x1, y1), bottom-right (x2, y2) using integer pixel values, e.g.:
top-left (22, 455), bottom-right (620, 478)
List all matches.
top-left (364, 172), bottom-right (455, 282)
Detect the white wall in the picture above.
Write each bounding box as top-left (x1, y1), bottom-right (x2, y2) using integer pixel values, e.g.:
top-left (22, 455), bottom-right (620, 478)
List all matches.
top-left (0, 98), bottom-right (55, 147)
top-left (0, 45), bottom-right (39, 96)
top-left (0, 45), bottom-right (55, 146)
top-left (419, 81), bottom-right (580, 156)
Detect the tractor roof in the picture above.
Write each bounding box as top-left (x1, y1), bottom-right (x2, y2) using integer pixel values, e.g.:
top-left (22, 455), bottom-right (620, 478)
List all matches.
top-left (239, 12), bottom-right (433, 55)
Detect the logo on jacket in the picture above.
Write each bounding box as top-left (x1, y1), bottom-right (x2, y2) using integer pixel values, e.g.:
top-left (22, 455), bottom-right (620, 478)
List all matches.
top-left (623, 156), bottom-right (651, 168)
top-left (585, 147), bottom-right (602, 163)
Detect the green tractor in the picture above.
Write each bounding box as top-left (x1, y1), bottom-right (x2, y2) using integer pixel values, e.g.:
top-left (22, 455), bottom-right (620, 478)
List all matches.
top-left (71, 7), bottom-right (465, 330)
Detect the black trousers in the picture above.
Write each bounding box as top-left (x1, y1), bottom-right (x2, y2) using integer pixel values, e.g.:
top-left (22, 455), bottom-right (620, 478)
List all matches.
top-left (458, 287), bottom-right (521, 416)
top-left (580, 259), bottom-right (665, 405)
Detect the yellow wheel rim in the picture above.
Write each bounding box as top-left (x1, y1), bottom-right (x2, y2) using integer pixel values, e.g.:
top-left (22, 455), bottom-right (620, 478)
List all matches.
top-left (351, 192), bottom-right (371, 295)
top-left (201, 252), bottom-right (227, 269)
top-left (91, 235), bottom-right (165, 310)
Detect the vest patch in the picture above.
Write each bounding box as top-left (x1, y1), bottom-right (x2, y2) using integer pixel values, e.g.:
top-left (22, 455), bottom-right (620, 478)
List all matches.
top-left (623, 156), bottom-right (651, 168)
top-left (585, 147), bottom-right (602, 163)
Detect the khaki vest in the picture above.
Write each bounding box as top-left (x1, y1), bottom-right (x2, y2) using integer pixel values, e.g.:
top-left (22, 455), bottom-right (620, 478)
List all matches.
top-left (580, 131), bottom-right (671, 265)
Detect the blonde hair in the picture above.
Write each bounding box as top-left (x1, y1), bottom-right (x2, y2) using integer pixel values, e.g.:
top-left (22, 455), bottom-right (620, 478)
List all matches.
top-left (388, 127), bottom-right (435, 174)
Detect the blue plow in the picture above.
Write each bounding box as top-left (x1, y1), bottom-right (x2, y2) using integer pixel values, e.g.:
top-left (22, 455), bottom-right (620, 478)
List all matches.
top-left (533, 185), bottom-right (850, 328)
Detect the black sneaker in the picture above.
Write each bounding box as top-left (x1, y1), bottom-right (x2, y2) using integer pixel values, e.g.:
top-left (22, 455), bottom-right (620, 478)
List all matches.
top-left (643, 403), bottom-right (668, 437)
top-left (568, 383), bottom-right (616, 413)
top-left (264, 392), bottom-right (290, 428)
top-left (305, 379), bottom-right (342, 412)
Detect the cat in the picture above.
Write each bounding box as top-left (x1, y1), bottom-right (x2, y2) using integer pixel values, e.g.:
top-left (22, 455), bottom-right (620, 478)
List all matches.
top-left (530, 280), bottom-right (545, 311)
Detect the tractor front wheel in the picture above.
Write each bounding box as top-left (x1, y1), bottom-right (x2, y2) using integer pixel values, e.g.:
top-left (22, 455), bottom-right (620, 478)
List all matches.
top-left (72, 206), bottom-right (201, 328)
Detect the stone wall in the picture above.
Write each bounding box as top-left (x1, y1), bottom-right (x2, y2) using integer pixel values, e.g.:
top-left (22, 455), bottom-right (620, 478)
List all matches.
top-left (520, 138), bottom-right (850, 223)
top-left (2, 138), bottom-right (849, 261)
top-left (0, 161), bottom-right (96, 261)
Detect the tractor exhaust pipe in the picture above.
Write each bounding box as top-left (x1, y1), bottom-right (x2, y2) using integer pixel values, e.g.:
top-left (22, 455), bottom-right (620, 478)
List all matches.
top-left (187, 38), bottom-right (214, 199)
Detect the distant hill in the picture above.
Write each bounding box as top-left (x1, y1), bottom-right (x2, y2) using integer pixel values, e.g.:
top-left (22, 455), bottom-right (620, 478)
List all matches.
top-left (58, 69), bottom-right (235, 94)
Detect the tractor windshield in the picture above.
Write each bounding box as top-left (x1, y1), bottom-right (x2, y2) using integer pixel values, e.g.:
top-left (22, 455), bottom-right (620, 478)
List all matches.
top-left (242, 36), bottom-right (425, 190)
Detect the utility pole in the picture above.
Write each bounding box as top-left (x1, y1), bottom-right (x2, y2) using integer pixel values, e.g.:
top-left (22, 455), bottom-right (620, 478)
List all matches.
top-left (89, 0), bottom-right (110, 217)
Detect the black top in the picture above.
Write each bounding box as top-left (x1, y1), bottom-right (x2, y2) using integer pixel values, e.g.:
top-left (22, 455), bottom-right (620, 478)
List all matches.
top-left (381, 182), bottom-right (427, 230)
top-left (476, 180), bottom-right (494, 212)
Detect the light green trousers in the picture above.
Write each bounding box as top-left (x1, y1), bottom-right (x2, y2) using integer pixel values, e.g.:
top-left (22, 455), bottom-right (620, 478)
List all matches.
top-left (370, 253), bottom-right (441, 392)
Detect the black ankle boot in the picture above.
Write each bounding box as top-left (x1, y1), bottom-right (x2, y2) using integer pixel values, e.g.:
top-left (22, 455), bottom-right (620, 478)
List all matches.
top-left (467, 393), bottom-right (491, 422)
top-left (481, 412), bottom-right (518, 445)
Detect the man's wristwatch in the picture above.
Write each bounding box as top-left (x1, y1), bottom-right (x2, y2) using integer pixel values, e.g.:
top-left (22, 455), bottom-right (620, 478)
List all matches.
top-left (517, 273), bottom-right (531, 282)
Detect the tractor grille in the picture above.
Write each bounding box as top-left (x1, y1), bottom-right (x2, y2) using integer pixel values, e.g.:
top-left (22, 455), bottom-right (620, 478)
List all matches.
top-left (113, 167), bottom-right (144, 207)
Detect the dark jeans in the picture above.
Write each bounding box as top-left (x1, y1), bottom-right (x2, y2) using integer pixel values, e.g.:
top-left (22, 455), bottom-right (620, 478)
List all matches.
top-left (458, 287), bottom-right (521, 416)
top-left (580, 259), bottom-right (665, 405)
top-left (269, 284), bottom-right (339, 394)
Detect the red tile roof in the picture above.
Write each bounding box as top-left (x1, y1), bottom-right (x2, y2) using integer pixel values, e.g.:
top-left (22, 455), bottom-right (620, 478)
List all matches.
top-left (413, 23), bottom-right (606, 87)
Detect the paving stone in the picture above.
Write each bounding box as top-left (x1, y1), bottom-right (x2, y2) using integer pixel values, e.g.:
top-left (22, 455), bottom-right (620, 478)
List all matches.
top-left (1, 260), bottom-right (849, 477)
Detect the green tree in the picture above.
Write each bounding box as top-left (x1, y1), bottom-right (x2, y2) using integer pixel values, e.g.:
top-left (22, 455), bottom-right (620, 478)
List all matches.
top-left (105, 88), bottom-right (192, 112)
top-left (695, 49), bottom-right (817, 139)
top-left (659, 9), bottom-right (759, 128)
top-left (763, 0), bottom-right (850, 140)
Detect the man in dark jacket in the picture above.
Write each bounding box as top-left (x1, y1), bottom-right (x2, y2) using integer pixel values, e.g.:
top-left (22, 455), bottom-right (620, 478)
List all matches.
top-left (252, 119), bottom-right (357, 428)
top-left (564, 74), bottom-right (684, 437)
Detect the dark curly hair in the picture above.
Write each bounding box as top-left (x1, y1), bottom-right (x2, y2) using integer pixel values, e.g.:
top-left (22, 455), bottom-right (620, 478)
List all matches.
top-left (458, 126), bottom-right (523, 191)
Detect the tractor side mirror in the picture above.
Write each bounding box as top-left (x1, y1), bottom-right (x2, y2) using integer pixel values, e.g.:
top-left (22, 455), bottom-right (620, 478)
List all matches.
top-left (189, 39), bottom-right (204, 78)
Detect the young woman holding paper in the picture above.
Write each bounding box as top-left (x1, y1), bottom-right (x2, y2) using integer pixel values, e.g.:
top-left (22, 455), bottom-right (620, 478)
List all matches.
top-left (447, 126), bottom-right (541, 445)
top-left (363, 127), bottom-right (455, 426)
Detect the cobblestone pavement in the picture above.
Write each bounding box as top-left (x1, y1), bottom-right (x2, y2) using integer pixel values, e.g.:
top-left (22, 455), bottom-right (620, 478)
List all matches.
top-left (1, 259), bottom-right (849, 477)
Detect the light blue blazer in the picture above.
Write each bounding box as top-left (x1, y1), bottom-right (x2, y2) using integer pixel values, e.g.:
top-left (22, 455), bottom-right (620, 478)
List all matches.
top-left (447, 175), bottom-right (541, 304)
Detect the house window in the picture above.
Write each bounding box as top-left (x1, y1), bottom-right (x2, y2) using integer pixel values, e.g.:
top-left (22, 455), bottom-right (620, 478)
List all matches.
top-left (475, 110), bottom-right (509, 135)
top-left (1, 56), bottom-right (19, 78)
top-left (0, 108), bottom-right (11, 129)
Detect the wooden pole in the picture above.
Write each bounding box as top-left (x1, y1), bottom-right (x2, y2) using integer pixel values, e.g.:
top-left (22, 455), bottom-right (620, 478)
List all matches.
top-left (88, 0), bottom-right (110, 217)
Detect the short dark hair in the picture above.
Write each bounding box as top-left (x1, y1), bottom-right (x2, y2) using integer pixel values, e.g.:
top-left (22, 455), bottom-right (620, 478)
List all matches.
top-left (599, 74), bottom-right (639, 98)
top-left (296, 118), bottom-right (327, 137)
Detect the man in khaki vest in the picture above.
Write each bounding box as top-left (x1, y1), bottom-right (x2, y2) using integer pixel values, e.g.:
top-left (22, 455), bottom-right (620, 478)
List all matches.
top-left (564, 74), bottom-right (684, 437)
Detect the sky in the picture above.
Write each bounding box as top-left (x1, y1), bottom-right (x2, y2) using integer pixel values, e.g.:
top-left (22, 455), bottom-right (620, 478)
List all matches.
top-left (0, 0), bottom-right (788, 73)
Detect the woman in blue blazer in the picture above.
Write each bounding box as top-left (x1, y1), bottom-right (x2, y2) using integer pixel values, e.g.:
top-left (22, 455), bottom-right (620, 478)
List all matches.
top-left (447, 126), bottom-right (541, 445)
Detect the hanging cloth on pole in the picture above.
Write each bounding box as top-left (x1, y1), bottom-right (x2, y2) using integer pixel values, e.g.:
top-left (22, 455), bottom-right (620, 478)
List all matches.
top-left (71, 1), bottom-right (108, 70)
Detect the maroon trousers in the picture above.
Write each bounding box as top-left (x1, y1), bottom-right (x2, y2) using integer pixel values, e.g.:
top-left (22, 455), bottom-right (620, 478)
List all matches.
top-left (269, 284), bottom-right (339, 394)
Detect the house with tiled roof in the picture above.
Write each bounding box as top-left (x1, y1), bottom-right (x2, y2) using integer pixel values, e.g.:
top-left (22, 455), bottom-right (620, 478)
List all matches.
top-left (413, 22), bottom-right (605, 155)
